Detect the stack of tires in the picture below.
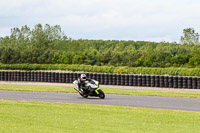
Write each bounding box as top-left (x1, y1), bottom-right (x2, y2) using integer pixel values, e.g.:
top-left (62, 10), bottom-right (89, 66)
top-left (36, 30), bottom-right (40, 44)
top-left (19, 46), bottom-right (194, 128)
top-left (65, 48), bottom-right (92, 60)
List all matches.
top-left (151, 75), bottom-right (155, 87)
top-left (137, 75), bottom-right (142, 86)
top-left (112, 74), bottom-right (117, 85)
top-left (116, 74), bottom-right (121, 86)
top-left (178, 77), bottom-right (183, 88)
top-left (182, 77), bottom-right (187, 88)
top-left (142, 75), bottom-right (146, 87)
top-left (125, 74), bottom-right (129, 86)
top-left (133, 75), bottom-right (138, 86)
top-left (1, 71), bottom-right (200, 89)
top-left (128, 74), bottom-right (133, 86)
top-left (146, 75), bottom-right (151, 87)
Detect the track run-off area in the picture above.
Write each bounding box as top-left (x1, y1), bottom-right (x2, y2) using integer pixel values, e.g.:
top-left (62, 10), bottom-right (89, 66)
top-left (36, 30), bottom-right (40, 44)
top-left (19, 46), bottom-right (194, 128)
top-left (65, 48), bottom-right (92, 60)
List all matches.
top-left (0, 81), bottom-right (200, 112)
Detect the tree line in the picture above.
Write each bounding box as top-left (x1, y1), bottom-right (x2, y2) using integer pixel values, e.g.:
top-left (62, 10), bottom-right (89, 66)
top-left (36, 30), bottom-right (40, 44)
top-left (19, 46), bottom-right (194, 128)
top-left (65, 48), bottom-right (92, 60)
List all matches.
top-left (0, 24), bottom-right (200, 68)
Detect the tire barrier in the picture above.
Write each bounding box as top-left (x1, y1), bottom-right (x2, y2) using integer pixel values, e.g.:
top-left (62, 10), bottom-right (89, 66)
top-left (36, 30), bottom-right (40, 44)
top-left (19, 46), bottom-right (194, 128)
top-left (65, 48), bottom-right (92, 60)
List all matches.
top-left (47, 72), bottom-right (51, 82)
top-left (0, 71), bottom-right (200, 89)
top-left (168, 76), bottom-right (173, 88)
top-left (155, 75), bottom-right (160, 87)
top-left (178, 77), bottom-right (183, 89)
top-left (151, 75), bottom-right (155, 87)
top-left (121, 74), bottom-right (125, 86)
top-left (8, 71), bottom-right (11, 81)
top-left (93, 73), bottom-right (97, 81)
top-left (173, 76), bottom-right (178, 88)
top-left (146, 75), bottom-right (151, 87)
top-left (100, 73), bottom-right (105, 85)
top-left (0, 71), bottom-right (3, 81)
top-left (116, 74), bottom-right (121, 86)
top-left (125, 74), bottom-right (129, 86)
top-left (133, 75), bottom-right (138, 86)
top-left (198, 78), bottom-right (200, 89)
top-left (160, 76), bottom-right (164, 87)
top-left (164, 76), bottom-right (169, 88)
top-left (108, 74), bottom-right (113, 85)
top-left (138, 75), bottom-right (142, 86)
top-left (182, 77), bottom-right (187, 89)
top-left (62, 73), bottom-right (66, 83)
top-left (142, 75), bottom-right (146, 87)
top-left (104, 74), bottom-right (109, 85)
top-left (187, 77), bottom-right (192, 89)
top-left (96, 73), bottom-right (100, 83)
top-left (192, 77), bottom-right (197, 89)
top-left (128, 74), bottom-right (133, 86)
top-left (112, 74), bottom-right (117, 85)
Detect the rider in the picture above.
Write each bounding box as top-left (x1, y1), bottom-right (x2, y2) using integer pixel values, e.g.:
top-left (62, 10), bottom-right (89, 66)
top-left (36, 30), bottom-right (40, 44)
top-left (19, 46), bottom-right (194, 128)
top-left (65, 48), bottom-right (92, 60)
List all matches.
top-left (78, 74), bottom-right (93, 92)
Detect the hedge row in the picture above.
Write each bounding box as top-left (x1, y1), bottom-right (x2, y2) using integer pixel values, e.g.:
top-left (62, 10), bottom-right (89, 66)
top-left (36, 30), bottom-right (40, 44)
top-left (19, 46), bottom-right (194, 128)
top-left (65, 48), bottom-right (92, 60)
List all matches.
top-left (1, 64), bottom-right (200, 76)
top-left (0, 71), bottom-right (200, 89)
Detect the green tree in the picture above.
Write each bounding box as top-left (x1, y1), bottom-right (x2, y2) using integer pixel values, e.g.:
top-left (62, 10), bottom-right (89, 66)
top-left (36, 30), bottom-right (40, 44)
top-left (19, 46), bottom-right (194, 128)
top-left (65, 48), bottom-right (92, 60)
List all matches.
top-left (180, 28), bottom-right (199, 45)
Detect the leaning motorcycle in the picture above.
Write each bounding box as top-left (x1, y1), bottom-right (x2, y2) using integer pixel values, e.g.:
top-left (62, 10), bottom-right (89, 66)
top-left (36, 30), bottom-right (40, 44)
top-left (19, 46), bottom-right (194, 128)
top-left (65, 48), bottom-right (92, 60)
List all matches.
top-left (73, 79), bottom-right (105, 99)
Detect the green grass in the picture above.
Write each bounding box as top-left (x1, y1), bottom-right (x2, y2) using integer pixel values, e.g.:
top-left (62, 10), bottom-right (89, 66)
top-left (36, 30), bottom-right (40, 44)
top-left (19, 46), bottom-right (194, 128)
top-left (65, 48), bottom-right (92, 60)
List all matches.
top-left (0, 84), bottom-right (72, 93)
top-left (0, 100), bottom-right (200, 133)
top-left (0, 84), bottom-right (200, 98)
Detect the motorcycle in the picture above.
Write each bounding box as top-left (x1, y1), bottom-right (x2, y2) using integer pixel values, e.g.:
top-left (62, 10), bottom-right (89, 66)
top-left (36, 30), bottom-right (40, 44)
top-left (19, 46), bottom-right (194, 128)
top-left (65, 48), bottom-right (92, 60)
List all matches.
top-left (73, 79), bottom-right (105, 99)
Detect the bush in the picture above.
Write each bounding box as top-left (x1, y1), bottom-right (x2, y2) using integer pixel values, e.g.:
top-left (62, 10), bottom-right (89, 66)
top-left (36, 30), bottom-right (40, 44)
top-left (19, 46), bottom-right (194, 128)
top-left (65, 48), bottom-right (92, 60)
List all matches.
top-left (1, 63), bottom-right (200, 76)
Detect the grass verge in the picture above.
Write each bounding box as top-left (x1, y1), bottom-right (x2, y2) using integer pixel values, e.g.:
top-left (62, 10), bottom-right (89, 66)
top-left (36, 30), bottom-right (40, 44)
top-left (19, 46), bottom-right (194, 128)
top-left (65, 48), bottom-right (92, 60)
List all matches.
top-left (0, 100), bottom-right (200, 133)
top-left (0, 84), bottom-right (200, 98)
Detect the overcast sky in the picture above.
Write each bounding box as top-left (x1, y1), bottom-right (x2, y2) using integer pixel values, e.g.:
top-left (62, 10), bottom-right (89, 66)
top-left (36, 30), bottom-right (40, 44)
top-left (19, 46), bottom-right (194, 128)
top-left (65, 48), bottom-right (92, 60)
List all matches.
top-left (1, 0), bottom-right (200, 42)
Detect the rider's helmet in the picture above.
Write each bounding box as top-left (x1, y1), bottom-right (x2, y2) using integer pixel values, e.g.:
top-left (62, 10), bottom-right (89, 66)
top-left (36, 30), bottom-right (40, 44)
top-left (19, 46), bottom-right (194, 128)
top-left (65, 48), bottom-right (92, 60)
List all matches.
top-left (80, 74), bottom-right (87, 81)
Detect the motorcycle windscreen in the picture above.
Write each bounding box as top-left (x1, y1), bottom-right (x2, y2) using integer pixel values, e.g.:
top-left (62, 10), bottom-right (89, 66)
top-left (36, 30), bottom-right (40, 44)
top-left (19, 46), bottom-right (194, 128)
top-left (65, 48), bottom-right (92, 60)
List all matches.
top-left (94, 81), bottom-right (99, 86)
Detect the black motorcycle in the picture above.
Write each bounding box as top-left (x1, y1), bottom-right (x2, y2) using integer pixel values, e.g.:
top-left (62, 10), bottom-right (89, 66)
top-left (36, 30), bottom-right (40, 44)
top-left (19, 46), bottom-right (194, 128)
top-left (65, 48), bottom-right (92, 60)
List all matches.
top-left (73, 79), bottom-right (105, 99)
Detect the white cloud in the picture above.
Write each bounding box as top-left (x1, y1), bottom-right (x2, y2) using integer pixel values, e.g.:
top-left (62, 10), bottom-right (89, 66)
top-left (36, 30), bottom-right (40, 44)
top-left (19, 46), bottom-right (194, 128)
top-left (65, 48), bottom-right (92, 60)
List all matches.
top-left (1, 0), bottom-right (200, 42)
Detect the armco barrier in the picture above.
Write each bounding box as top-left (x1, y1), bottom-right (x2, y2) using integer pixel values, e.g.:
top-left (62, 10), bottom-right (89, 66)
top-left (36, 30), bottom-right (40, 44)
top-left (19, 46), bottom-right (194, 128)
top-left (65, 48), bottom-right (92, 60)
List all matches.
top-left (0, 71), bottom-right (200, 89)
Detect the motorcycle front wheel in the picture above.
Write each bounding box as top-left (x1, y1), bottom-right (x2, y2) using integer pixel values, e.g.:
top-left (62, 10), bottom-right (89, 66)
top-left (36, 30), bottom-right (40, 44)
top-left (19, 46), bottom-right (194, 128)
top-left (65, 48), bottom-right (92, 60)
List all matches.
top-left (98, 89), bottom-right (105, 99)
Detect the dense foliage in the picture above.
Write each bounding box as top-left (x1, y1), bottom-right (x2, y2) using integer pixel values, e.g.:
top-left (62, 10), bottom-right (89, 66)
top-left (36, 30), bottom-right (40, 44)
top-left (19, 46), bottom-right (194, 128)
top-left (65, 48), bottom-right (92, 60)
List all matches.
top-left (1, 64), bottom-right (200, 76)
top-left (0, 24), bottom-right (200, 68)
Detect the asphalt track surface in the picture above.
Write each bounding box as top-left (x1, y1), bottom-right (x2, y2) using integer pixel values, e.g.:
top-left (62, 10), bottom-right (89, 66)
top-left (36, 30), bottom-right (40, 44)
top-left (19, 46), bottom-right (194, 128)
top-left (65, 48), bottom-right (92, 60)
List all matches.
top-left (0, 82), bottom-right (200, 112)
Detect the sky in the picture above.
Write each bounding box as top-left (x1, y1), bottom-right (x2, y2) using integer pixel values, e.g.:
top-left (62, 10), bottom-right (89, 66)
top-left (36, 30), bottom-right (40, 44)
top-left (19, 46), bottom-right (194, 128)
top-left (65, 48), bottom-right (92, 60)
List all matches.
top-left (1, 0), bottom-right (200, 42)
